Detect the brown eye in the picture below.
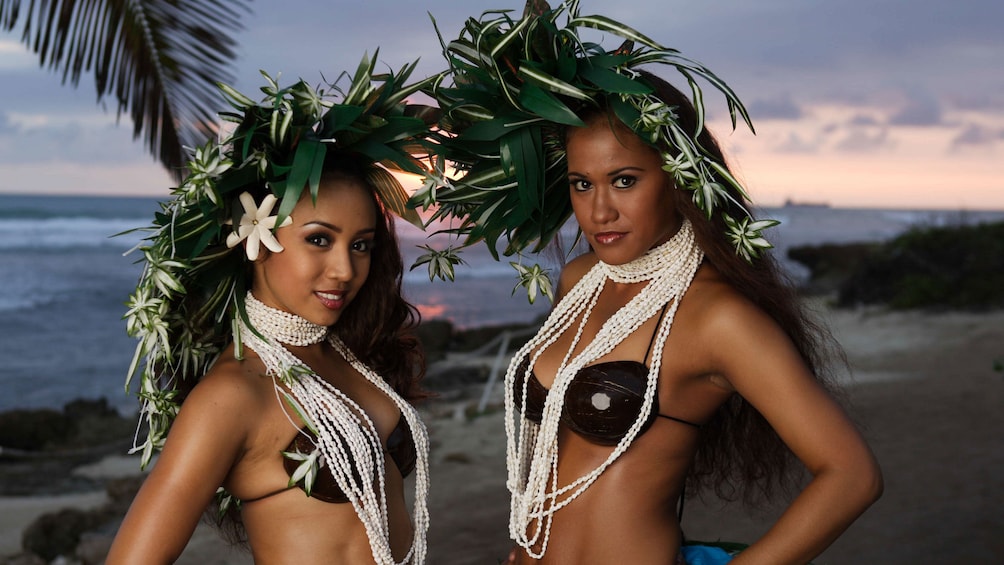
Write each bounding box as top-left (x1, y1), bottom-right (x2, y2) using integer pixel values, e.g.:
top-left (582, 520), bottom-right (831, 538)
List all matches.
top-left (570, 179), bottom-right (591, 192)
top-left (352, 238), bottom-right (375, 253)
top-left (612, 176), bottom-right (636, 189)
top-left (306, 234), bottom-right (330, 247)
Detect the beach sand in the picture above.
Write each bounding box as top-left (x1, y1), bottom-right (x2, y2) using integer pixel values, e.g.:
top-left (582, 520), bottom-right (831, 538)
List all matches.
top-left (2, 304), bottom-right (1002, 564)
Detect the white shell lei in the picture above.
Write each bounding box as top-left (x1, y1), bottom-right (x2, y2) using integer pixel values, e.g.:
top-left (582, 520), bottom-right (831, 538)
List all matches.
top-left (241, 293), bottom-right (430, 565)
top-left (503, 220), bottom-right (703, 558)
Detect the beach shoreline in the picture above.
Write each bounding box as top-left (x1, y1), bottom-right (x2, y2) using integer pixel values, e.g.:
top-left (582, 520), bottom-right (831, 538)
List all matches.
top-left (2, 303), bottom-right (1002, 564)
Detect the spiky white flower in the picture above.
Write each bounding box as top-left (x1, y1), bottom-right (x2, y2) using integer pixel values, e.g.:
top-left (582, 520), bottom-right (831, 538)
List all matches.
top-left (282, 447), bottom-right (322, 496)
top-left (724, 215), bottom-right (780, 261)
top-left (225, 192), bottom-right (292, 261)
top-left (179, 142), bottom-right (232, 204)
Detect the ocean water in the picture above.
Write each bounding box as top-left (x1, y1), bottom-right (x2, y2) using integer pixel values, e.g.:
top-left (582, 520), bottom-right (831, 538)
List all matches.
top-left (1, 192), bottom-right (1001, 414)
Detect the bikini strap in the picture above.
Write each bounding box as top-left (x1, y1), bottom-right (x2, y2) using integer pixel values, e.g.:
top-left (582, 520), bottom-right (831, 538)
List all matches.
top-left (645, 300), bottom-right (704, 429)
top-left (643, 301), bottom-right (672, 365)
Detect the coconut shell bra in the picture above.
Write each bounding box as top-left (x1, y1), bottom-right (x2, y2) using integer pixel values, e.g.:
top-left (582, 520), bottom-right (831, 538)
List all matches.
top-left (515, 306), bottom-right (700, 446)
top-left (243, 415), bottom-right (417, 504)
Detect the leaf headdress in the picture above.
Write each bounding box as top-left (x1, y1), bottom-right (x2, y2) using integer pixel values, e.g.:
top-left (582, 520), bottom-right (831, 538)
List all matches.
top-left (412, 0), bottom-right (779, 301)
top-left (123, 52), bottom-right (437, 468)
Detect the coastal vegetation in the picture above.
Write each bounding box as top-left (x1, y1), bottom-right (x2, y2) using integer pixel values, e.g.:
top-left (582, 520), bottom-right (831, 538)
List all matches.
top-left (789, 220), bottom-right (1004, 310)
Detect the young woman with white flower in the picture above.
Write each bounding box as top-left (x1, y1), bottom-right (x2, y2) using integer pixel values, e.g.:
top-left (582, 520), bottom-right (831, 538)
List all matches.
top-left (109, 61), bottom-right (436, 565)
top-left (416, 3), bottom-right (883, 563)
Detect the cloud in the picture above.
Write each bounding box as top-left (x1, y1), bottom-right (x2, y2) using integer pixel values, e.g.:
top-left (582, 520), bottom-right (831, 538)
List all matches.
top-left (774, 131), bottom-right (820, 154)
top-left (834, 127), bottom-right (891, 153)
top-left (1, 0), bottom-right (1003, 207)
top-left (889, 89), bottom-right (944, 126)
top-left (950, 124), bottom-right (1000, 149)
top-left (747, 95), bottom-right (803, 121)
top-left (0, 112), bottom-right (18, 134)
top-left (949, 93), bottom-right (1004, 113)
top-left (848, 114), bottom-right (881, 127)
top-left (0, 118), bottom-right (152, 165)
top-left (0, 39), bottom-right (35, 70)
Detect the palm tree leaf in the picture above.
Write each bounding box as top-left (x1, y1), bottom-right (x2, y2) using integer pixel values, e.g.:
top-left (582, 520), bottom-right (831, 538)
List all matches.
top-left (0, 0), bottom-right (251, 179)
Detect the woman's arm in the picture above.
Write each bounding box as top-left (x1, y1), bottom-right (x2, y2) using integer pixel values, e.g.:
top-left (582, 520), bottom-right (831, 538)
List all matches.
top-left (704, 292), bottom-right (883, 565)
top-left (105, 369), bottom-right (253, 564)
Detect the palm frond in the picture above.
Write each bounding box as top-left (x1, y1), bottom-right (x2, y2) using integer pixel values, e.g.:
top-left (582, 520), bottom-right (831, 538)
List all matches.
top-left (0, 0), bottom-right (251, 179)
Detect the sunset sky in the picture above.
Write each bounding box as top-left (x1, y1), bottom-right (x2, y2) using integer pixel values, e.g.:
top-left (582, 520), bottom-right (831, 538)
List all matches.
top-left (0, 0), bottom-right (1001, 210)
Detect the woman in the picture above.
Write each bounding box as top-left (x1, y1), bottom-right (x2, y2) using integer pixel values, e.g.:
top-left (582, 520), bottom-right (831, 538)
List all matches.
top-left (416, 3), bottom-right (882, 563)
top-left (110, 62), bottom-right (436, 565)
top-left (504, 93), bottom-right (881, 564)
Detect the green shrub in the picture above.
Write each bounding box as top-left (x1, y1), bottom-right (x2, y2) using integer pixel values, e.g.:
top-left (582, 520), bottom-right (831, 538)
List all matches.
top-left (837, 220), bottom-right (1004, 310)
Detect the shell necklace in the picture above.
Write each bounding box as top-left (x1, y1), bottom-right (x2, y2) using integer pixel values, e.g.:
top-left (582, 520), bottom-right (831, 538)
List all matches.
top-left (504, 219), bottom-right (703, 558)
top-left (241, 292), bottom-right (430, 565)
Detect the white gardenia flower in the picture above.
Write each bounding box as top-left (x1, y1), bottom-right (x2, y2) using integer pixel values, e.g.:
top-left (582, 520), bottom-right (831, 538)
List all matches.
top-left (225, 192), bottom-right (292, 260)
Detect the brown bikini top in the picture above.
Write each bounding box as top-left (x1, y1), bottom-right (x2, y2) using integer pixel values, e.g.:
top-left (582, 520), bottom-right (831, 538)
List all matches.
top-left (244, 415), bottom-right (417, 504)
top-left (515, 305), bottom-right (700, 446)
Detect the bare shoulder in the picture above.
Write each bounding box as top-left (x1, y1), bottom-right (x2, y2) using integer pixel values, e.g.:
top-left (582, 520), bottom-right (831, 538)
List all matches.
top-left (556, 252), bottom-right (599, 296)
top-left (180, 347), bottom-right (273, 421)
top-left (679, 264), bottom-right (768, 337)
top-left (676, 264), bottom-right (801, 375)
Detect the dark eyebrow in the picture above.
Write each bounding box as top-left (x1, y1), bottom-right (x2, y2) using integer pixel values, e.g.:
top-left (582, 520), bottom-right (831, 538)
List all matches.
top-left (605, 166), bottom-right (645, 177)
top-left (304, 221), bottom-right (376, 236)
top-left (305, 220), bottom-right (342, 232)
top-left (567, 166), bottom-right (645, 178)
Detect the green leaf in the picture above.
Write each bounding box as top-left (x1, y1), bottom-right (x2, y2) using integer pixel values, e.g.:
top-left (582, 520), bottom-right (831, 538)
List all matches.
top-left (568, 14), bottom-right (662, 50)
top-left (460, 164), bottom-right (515, 191)
top-left (578, 65), bottom-right (652, 95)
top-left (487, 9), bottom-right (536, 60)
top-left (518, 64), bottom-right (592, 102)
top-left (321, 104), bottom-right (365, 134)
top-left (518, 82), bottom-right (585, 126)
top-left (345, 50), bottom-right (378, 105)
top-left (365, 116), bottom-right (428, 145)
top-left (460, 114), bottom-right (531, 142)
top-left (275, 138), bottom-right (325, 226)
top-left (609, 96), bottom-right (641, 133)
top-left (280, 390), bottom-right (318, 435)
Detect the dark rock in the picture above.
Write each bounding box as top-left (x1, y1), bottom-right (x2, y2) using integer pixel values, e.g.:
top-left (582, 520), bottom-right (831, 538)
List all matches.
top-left (0, 399), bottom-right (136, 496)
top-left (105, 475), bottom-right (145, 514)
top-left (76, 531), bottom-right (114, 565)
top-left (415, 319), bottom-right (454, 362)
top-left (21, 508), bottom-right (101, 562)
top-left (787, 242), bottom-right (878, 295)
top-left (0, 399), bottom-right (132, 455)
top-left (0, 409), bottom-right (75, 451)
top-left (0, 553), bottom-right (46, 565)
top-left (63, 398), bottom-right (120, 421)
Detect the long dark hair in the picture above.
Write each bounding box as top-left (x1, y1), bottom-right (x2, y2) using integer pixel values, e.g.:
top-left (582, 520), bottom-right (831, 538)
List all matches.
top-left (575, 71), bottom-right (842, 506)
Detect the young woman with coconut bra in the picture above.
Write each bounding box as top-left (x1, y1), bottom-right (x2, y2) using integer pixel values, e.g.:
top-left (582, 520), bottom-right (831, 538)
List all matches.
top-left (414, 3), bottom-right (883, 563)
top-left (110, 59), bottom-right (437, 565)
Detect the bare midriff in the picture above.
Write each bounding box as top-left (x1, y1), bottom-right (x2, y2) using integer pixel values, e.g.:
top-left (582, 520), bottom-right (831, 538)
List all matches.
top-left (240, 476), bottom-right (414, 565)
top-left (513, 423), bottom-right (699, 565)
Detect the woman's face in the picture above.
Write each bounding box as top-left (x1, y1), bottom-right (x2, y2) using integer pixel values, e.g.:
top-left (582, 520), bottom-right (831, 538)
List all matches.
top-left (252, 175), bottom-right (377, 327)
top-left (566, 116), bottom-right (681, 266)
